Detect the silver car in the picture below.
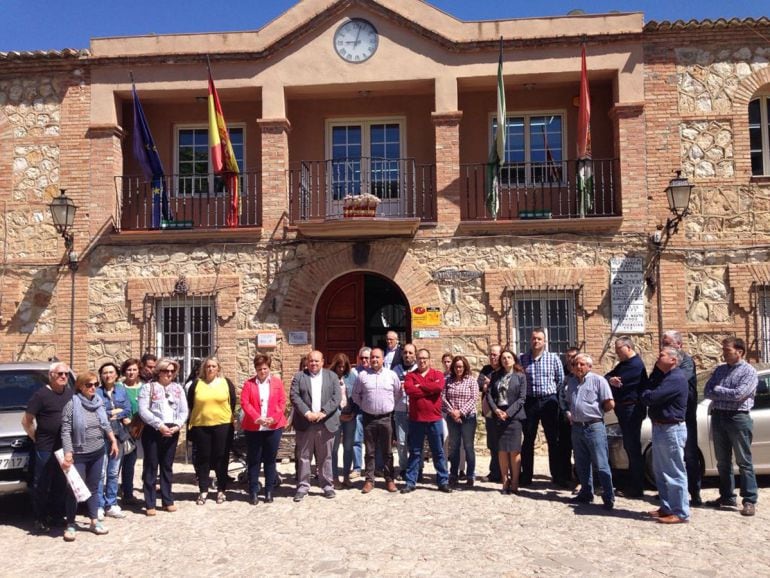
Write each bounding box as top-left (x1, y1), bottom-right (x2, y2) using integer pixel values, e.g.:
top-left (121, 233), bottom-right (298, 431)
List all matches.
top-left (0, 362), bottom-right (75, 495)
top-left (607, 365), bottom-right (770, 486)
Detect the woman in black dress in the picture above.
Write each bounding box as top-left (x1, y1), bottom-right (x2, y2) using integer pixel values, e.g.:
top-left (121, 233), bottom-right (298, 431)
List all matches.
top-left (486, 349), bottom-right (527, 494)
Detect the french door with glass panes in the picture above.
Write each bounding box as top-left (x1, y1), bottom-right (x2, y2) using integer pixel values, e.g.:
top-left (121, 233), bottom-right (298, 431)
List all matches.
top-left (155, 300), bottom-right (214, 383)
top-left (327, 119), bottom-right (405, 216)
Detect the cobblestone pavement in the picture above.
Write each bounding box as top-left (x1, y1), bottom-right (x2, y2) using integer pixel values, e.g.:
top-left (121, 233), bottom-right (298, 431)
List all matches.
top-left (2, 455), bottom-right (769, 577)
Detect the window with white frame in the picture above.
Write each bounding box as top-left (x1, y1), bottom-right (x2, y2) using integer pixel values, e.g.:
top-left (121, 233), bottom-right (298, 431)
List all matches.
top-left (327, 118), bottom-right (405, 200)
top-left (176, 126), bottom-right (245, 195)
top-left (492, 113), bottom-right (565, 185)
top-left (511, 289), bottom-right (577, 356)
top-left (750, 96), bottom-right (770, 176)
top-left (155, 298), bottom-right (215, 382)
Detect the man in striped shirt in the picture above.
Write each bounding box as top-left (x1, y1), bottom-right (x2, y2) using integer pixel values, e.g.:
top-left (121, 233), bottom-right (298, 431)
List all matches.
top-left (519, 328), bottom-right (564, 487)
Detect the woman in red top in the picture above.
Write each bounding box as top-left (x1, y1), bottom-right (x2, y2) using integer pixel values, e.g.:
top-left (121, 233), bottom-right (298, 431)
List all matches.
top-left (240, 354), bottom-right (287, 505)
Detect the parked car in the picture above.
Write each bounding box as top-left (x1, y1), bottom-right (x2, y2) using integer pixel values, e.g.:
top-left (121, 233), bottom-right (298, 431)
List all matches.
top-left (607, 364), bottom-right (770, 487)
top-left (0, 362), bottom-right (75, 496)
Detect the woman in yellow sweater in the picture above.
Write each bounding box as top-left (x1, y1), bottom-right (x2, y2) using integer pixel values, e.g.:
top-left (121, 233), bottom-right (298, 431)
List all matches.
top-left (186, 357), bottom-right (236, 505)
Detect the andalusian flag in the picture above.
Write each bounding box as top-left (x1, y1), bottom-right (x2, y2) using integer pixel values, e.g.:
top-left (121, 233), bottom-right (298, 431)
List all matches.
top-left (486, 37), bottom-right (506, 220)
top-left (208, 65), bottom-right (240, 227)
top-left (577, 44), bottom-right (593, 217)
top-left (131, 80), bottom-right (171, 228)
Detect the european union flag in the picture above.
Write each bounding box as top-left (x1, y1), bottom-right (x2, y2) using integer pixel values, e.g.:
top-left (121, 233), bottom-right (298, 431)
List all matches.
top-left (132, 84), bottom-right (171, 228)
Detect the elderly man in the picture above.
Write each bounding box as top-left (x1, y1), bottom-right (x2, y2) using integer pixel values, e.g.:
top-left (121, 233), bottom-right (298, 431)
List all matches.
top-left (562, 353), bottom-right (615, 509)
top-left (641, 347), bottom-right (690, 524)
top-left (383, 331), bottom-right (403, 370)
top-left (290, 350), bottom-right (341, 502)
top-left (21, 362), bottom-right (74, 534)
top-left (520, 329), bottom-right (565, 487)
top-left (605, 337), bottom-right (648, 497)
top-left (478, 345), bottom-right (502, 482)
top-left (393, 343), bottom-right (418, 479)
top-left (400, 349), bottom-right (451, 494)
top-left (660, 330), bottom-right (701, 505)
top-left (703, 337), bottom-right (759, 517)
top-left (351, 348), bottom-right (402, 493)
top-left (350, 346), bottom-right (372, 478)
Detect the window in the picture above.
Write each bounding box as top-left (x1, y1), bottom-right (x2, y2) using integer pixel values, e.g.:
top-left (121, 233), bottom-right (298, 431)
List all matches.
top-left (327, 119), bottom-right (405, 201)
top-left (511, 289), bottom-right (577, 356)
top-left (759, 286), bottom-right (770, 362)
top-left (156, 299), bottom-right (215, 382)
top-left (749, 96), bottom-right (770, 176)
top-left (493, 113), bottom-right (565, 185)
top-left (176, 126), bottom-right (245, 195)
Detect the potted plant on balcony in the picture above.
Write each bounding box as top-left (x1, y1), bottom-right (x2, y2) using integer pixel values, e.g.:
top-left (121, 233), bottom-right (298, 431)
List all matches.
top-left (359, 193), bottom-right (381, 217)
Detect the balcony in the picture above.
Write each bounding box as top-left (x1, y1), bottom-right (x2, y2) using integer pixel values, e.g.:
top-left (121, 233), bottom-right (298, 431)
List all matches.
top-left (116, 171), bottom-right (262, 234)
top-left (459, 158), bottom-right (622, 234)
top-left (288, 158), bottom-right (436, 239)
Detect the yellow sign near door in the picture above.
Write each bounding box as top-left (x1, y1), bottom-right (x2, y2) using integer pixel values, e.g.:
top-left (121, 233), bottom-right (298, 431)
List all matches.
top-left (412, 305), bottom-right (441, 328)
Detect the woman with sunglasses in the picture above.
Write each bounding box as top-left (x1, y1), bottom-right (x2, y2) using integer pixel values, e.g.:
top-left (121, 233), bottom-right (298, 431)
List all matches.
top-left (186, 357), bottom-right (236, 505)
top-left (60, 372), bottom-right (119, 541)
top-left (330, 352), bottom-right (357, 489)
top-left (137, 357), bottom-right (189, 516)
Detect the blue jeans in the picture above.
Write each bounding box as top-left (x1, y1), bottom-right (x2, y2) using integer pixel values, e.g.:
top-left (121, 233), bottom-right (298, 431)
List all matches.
top-left (446, 415), bottom-right (476, 480)
top-left (393, 411), bottom-right (409, 471)
top-left (141, 427), bottom-right (179, 508)
top-left (245, 429), bottom-right (283, 496)
top-left (652, 422), bottom-right (689, 519)
top-left (571, 421), bottom-right (614, 504)
top-left (332, 417), bottom-right (357, 478)
top-left (66, 449), bottom-right (105, 522)
top-left (353, 413), bottom-right (363, 470)
top-left (31, 449), bottom-right (67, 522)
top-left (614, 402), bottom-right (645, 494)
top-left (405, 420), bottom-right (449, 487)
top-left (121, 444), bottom-right (138, 497)
top-left (712, 411), bottom-right (758, 504)
top-left (99, 444), bottom-right (124, 509)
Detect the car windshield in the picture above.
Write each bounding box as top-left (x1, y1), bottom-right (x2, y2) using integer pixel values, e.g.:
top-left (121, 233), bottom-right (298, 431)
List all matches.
top-left (0, 370), bottom-right (51, 410)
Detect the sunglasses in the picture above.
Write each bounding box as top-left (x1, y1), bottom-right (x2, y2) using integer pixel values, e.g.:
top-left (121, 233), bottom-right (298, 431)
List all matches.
top-left (85, 382), bottom-right (99, 388)
top-left (53, 371), bottom-right (68, 376)
top-left (160, 368), bottom-right (175, 374)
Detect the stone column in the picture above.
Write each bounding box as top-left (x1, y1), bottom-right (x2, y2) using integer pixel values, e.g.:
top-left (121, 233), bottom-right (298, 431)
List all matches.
top-left (258, 118), bottom-right (291, 235)
top-left (432, 111), bottom-right (463, 231)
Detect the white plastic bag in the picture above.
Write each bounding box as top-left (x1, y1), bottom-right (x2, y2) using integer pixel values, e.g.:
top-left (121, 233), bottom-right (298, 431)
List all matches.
top-left (54, 449), bottom-right (92, 503)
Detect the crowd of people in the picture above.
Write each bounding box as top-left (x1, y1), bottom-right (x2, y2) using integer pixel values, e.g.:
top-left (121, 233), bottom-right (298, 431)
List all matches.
top-left (21, 328), bottom-right (760, 540)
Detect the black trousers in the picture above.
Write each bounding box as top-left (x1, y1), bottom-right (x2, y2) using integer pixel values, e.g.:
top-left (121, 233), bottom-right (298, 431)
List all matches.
top-left (190, 423), bottom-right (232, 493)
top-left (521, 395), bottom-right (560, 485)
top-left (363, 413), bottom-right (394, 482)
top-left (141, 427), bottom-right (179, 508)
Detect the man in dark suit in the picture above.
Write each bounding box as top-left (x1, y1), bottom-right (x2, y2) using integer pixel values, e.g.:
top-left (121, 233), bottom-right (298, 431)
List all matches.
top-left (383, 331), bottom-right (403, 370)
top-left (290, 350), bottom-right (341, 502)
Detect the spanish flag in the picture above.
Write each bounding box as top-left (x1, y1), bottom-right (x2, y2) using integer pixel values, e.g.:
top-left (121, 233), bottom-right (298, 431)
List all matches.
top-left (208, 65), bottom-right (240, 227)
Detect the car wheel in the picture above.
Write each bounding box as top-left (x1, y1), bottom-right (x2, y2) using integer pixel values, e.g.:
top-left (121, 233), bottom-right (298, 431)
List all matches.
top-left (643, 445), bottom-right (656, 489)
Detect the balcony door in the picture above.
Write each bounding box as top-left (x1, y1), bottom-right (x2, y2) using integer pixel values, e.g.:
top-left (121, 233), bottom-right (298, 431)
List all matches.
top-left (327, 118), bottom-right (405, 216)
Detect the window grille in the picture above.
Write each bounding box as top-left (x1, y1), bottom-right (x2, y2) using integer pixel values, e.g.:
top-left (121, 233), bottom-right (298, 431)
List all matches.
top-left (506, 286), bottom-right (584, 356)
top-left (757, 284), bottom-right (770, 361)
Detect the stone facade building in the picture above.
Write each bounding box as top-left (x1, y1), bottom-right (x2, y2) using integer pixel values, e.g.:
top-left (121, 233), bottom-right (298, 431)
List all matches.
top-left (1, 0), bottom-right (769, 384)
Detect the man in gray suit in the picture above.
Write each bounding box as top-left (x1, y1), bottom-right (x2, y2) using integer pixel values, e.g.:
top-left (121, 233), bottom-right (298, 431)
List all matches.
top-left (290, 350), bottom-right (341, 502)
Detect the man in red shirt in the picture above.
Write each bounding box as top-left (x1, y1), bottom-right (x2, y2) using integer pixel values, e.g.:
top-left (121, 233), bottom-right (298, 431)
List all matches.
top-left (400, 349), bottom-right (451, 494)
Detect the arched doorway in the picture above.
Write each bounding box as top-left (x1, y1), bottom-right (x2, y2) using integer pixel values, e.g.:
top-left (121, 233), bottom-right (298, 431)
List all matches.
top-left (314, 272), bottom-right (410, 363)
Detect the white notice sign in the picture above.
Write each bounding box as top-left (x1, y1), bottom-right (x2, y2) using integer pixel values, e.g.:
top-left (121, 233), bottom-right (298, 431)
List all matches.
top-left (610, 257), bottom-right (645, 334)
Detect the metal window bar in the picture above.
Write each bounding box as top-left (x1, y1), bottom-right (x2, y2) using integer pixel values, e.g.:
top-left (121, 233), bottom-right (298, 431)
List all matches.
top-left (756, 284), bottom-right (770, 361)
top-left (505, 286), bottom-right (584, 356)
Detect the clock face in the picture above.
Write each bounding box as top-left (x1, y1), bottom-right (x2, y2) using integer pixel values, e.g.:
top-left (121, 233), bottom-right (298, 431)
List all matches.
top-left (333, 18), bottom-right (378, 63)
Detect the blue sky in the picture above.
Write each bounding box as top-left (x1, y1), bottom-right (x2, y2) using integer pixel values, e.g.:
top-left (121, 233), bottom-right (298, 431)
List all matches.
top-left (1, 0), bottom-right (764, 52)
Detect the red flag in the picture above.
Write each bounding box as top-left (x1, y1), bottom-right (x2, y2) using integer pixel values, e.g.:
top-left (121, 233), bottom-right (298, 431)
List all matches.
top-left (208, 67), bottom-right (240, 227)
top-left (577, 44), bottom-right (591, 160)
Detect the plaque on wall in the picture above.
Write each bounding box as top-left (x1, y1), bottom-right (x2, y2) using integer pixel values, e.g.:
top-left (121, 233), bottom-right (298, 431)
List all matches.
top-left (610, 256), bottom-right (645, 334)
top-left (256, 332), bottom-right (278, 348)
top-left (288, 331), bottom-right (308, 345)
top-left (412, 305), bottom-right (441, 328)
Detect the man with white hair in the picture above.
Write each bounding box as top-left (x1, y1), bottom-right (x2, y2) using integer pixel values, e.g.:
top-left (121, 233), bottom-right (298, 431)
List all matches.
top-left (562, 353), bottom-right (616, 510)
top-left (21, 361), bottom-right (74, 534)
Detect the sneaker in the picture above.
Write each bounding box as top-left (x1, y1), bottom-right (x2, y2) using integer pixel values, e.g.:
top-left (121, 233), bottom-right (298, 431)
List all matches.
top-left (145, 508), bottom-right (157, 516)
top-left (741, 502), bottom-right (756, 517)
top-left (349, 469), bottom-right (361, 480)
top-left (324, 489), bottom-right (336, 499)
top-left (105, 505), bottom-right (126, 519)
top-left (97, 507), bottom-right (105, 521)
top-left (63, 524), bottom-right (77, 542)
top-left (90, 521), bottom-right (109, 535)
top-left (162, 504), bottom-right (178, 512)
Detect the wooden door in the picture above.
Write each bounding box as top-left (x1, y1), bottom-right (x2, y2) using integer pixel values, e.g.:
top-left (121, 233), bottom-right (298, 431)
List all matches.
top-left (315, 272), bottom-right (365, 364)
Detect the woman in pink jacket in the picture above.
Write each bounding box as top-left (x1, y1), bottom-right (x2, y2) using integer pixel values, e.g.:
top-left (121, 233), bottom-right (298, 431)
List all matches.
top-left (240, 354), bottom-right (287, 505)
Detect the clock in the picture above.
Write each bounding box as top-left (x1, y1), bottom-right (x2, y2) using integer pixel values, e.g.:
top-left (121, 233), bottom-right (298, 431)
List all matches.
top-left (333, 18), bottom-right (378, 63)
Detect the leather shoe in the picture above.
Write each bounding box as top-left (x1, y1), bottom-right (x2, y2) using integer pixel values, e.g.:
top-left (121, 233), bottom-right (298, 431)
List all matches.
top-left (657, 514), bottom-right (688, 524)
top-left (324, 489), bottom-right (336, 499)
top-left (292, 492), bottom-right (306, 503)
top-left (400, 485), bottom-right (416, 494)
top-left (705, 497), bottom-right (737, 508)
top-left (741, 502), bottom-right (756, 517)
top-left (249, 494), bottom-right (259, 506)
top-left (647, 508), bottom-right (670, 518)
top-left (386, 481), bottom-right (398, 493)
top-left (264, 492), bottom-right (274, 503)
top-left (438, 484), bottom-right (452, 494)
top-left (569, 494), bottom-right (593, 504)
top-left (361, 481), bottom-right (374, 494)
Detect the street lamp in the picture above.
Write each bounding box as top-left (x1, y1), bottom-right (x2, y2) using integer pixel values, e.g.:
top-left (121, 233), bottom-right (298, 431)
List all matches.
top-left (49, 189), bottom-right (78, 269)
top-left (651, 171), bottom-right (694, 245)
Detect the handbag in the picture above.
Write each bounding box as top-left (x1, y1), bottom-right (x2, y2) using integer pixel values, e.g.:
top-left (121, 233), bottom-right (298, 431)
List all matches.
top-left (481, 395), bottom-right (493, 419)
top-left (128, 414), bottom-right (145, 440)
top-left (112, 419), bottom-right (131, 442)
top-left (122, 437), bottom-right (136, 455)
